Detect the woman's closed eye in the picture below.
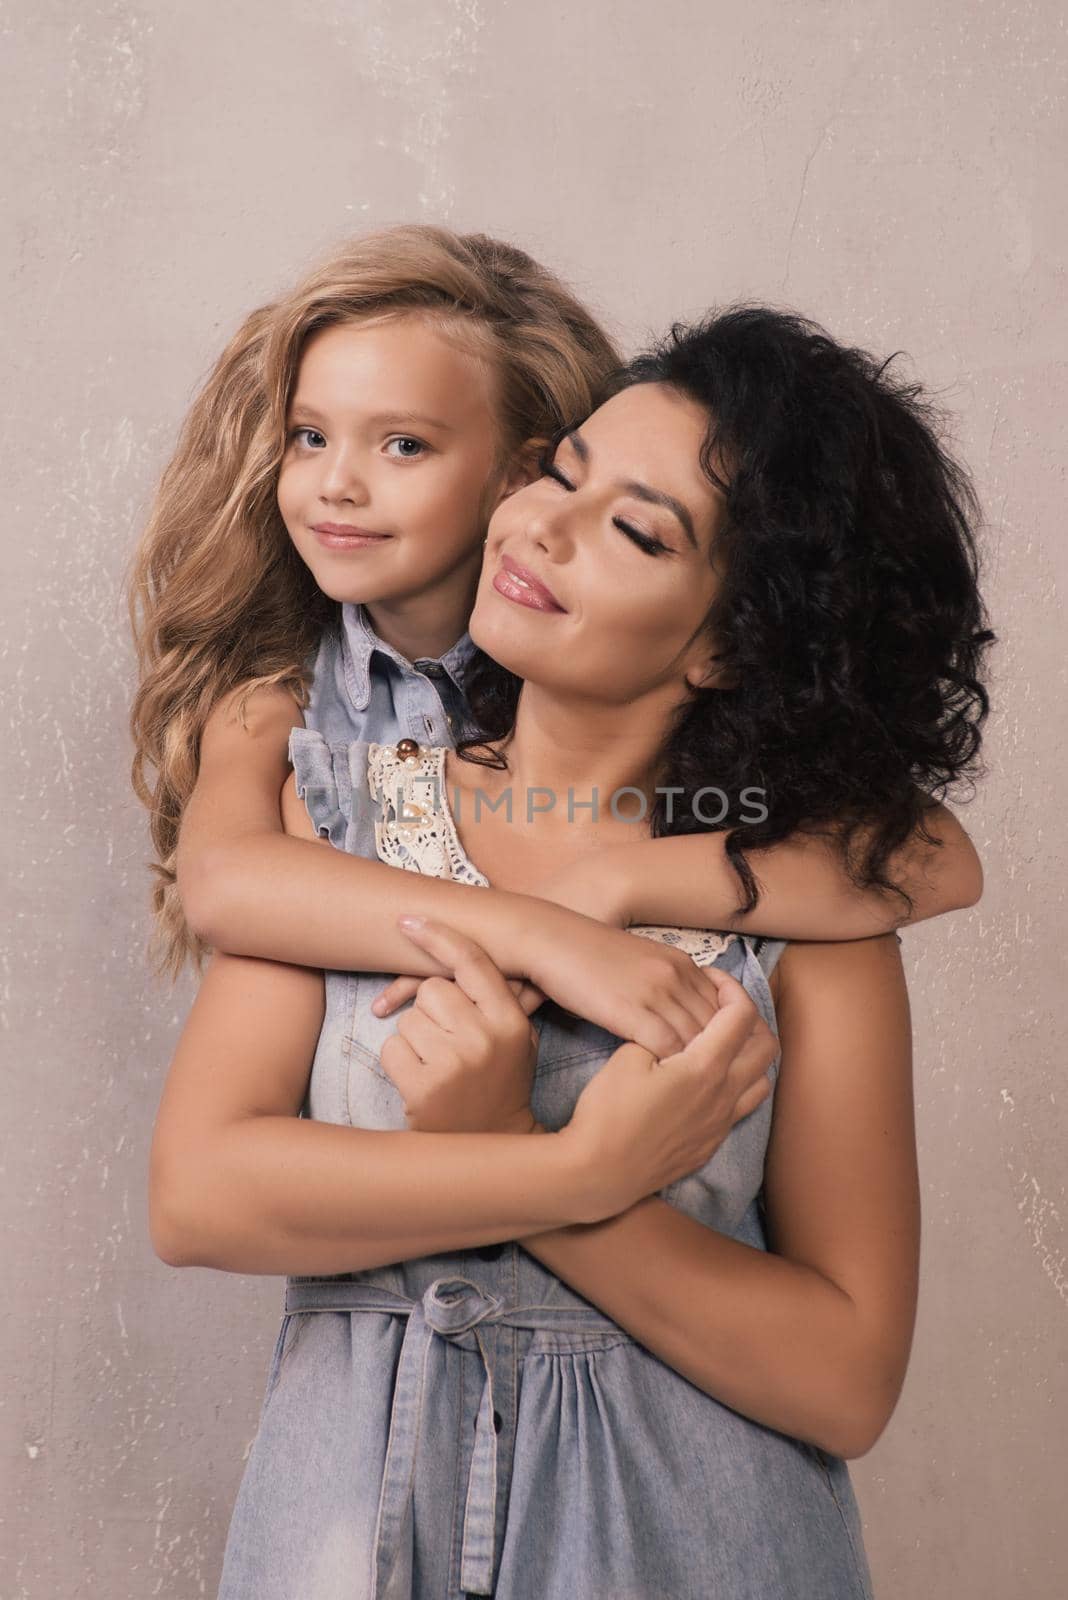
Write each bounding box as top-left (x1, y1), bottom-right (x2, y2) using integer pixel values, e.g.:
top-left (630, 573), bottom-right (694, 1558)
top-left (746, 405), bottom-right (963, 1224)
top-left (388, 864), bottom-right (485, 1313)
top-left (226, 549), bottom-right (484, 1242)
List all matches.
top-left (538, 455), bottom-right (673, 557)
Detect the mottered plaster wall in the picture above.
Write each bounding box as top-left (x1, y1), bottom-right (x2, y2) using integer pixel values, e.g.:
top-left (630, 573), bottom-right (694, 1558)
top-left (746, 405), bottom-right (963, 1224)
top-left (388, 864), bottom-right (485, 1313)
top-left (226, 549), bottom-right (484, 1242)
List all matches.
top-left (3, 3), bottom-right (1064, 1594)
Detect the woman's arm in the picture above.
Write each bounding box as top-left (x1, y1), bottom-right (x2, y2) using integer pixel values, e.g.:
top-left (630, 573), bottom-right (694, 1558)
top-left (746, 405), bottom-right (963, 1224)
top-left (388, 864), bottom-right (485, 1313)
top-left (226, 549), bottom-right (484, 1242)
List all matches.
top-left (514, 935), bottom-right (920, 1461)
top-left (152, 773), bottom-right (770, 1274)
top-left (159, 768), bottom-right (590, 1270)
top-left (557, 801), bottom-right (982, 940)
top-left (147, 945), bottom-right (593, 1275)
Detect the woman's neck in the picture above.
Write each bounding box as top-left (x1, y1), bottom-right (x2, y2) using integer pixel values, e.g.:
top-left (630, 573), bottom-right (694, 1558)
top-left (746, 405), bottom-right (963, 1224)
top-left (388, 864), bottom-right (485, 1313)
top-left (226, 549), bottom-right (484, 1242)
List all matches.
top-left (459, 681), bottom-right (684, 837)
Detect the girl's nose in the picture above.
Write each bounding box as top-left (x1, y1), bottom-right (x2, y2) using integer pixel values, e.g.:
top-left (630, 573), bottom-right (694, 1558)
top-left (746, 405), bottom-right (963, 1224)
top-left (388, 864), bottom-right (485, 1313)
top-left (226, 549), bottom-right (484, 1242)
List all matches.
top-left (318, 447), bottom-right (369, 504)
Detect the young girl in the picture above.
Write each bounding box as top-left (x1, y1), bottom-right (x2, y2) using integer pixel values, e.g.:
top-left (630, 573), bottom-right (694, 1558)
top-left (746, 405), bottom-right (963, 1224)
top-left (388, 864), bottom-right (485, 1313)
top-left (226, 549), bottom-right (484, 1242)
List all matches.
top-left (128, 224), bottom-right (981, 1050)
top-left (147, 304), bottom-right (993, 1598)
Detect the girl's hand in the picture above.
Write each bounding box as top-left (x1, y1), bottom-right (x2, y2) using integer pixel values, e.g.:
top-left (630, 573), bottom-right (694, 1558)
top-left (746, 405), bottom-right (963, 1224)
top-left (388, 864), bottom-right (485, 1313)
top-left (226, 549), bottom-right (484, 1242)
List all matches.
top-left (522, 917), bottom-right (725, 1059)
top-left (375, 902), bottom-right (723, 1060)
top-left (369, 857), bottom-right (625, 1021)
top-left (369, 861), bottom-right (623, 1020)
top-left (563, 967), bottom-right (779, 1223)
top-left (378, 919), bottom-right (543, 1135)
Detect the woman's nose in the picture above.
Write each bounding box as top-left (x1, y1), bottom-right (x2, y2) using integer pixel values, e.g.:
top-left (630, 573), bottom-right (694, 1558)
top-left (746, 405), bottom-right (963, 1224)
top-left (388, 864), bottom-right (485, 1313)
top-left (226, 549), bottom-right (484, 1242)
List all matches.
top-left (528, 498), bottom-right (575, 558)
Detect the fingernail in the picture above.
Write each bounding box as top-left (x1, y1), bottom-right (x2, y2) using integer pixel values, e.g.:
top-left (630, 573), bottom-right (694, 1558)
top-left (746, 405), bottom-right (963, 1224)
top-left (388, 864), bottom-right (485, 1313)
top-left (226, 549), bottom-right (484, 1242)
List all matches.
top-left (372, 998), bottom-right (387, 1014)
top-left (397, 915), bottom-right (425, 931)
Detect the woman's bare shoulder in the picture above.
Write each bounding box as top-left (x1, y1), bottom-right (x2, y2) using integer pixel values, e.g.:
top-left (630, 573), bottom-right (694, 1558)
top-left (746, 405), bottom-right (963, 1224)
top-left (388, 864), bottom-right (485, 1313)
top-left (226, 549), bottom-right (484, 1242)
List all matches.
top-left (774, 932), bottom-right (903, 981)
top-left (769, 932), bottom-right (908, 1035)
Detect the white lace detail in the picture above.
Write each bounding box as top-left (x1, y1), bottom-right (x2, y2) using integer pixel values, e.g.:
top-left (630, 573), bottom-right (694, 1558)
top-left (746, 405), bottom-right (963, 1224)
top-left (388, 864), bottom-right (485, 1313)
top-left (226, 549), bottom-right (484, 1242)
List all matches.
top-left (366, 741), bottom-right (738, 964)
top-left (626, 924), bottom-right (737, 966)
top-left (368, 742), bottom-right (488, 887)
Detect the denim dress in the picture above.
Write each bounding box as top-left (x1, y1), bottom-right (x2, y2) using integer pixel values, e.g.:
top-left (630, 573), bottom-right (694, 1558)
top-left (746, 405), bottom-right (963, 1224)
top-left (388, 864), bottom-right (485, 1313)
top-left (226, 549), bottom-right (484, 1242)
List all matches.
top-left (215, 718), bottom-right (877, 1598)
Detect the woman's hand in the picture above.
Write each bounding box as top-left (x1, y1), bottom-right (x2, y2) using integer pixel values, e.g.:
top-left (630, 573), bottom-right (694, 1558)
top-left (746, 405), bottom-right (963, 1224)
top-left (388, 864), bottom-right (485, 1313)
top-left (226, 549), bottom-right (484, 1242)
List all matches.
top-left (563, 967), bottom-right (779, 1223)
top-left (378, 920), bottom-right (544, 1135)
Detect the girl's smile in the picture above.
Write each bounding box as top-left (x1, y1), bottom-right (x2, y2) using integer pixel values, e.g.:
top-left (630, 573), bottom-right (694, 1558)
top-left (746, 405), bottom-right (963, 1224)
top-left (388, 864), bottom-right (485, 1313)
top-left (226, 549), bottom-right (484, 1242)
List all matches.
top-left (310, 521), bottom-right (393, 550)
top-left (277, 314), bottom-right (511, 659)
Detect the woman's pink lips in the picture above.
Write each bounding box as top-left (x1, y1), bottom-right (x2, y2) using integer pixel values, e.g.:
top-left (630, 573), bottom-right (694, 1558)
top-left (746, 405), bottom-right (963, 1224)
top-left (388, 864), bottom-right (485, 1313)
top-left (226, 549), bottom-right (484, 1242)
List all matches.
top-left (494, 554), bottom-right (566, 612)
top-left (311, 523), bottom-right (392, 549)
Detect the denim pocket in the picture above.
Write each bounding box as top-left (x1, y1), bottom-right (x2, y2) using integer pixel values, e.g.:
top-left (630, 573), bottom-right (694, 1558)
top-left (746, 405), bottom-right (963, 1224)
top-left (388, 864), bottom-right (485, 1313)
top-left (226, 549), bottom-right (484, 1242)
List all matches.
top-left (526, 1004), bottom-right (624, 1133)
top-left (530, 1043), bottom-right (611, 1133)
top-left (339, 973), bottom-right (415, 1129)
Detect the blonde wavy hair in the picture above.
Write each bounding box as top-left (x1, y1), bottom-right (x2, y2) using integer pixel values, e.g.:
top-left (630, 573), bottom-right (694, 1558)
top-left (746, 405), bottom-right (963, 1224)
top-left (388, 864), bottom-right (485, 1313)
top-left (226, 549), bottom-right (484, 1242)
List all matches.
top-left (125, 223), bottom-right (623, 982)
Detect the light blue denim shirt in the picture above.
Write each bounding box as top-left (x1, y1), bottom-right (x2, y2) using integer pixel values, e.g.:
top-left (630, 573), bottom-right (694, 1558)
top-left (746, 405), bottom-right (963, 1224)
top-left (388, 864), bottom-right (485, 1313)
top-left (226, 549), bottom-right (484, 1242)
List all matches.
top-left (302, 600), bottom-right (478, 748)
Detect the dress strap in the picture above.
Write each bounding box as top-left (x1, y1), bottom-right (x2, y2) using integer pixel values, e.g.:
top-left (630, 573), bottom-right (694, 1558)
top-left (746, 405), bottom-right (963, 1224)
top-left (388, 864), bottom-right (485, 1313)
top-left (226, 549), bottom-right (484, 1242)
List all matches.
top-left (750, 934), bottom-right (789, 979)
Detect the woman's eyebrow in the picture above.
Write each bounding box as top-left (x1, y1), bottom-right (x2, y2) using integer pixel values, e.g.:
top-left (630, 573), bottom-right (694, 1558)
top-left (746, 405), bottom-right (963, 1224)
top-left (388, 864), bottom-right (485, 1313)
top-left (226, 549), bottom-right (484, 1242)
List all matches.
top-left (563, 428), bottom-right (697, 548)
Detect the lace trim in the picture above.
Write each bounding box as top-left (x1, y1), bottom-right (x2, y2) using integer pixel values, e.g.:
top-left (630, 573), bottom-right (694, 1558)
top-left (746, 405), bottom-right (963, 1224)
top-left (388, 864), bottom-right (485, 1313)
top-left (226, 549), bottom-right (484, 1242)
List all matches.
top-left (627, 923), bottom-right (737, 965)
top-left (366, 741), bottom-right (737, 965)
top-left (368, 742), bottom-right (487, 887)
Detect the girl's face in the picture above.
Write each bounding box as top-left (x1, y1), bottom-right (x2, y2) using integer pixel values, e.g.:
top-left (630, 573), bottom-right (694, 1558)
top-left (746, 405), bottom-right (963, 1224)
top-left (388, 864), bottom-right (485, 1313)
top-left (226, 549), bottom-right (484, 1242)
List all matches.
top-left (470, 382), bottom-right (728, 704)
top-left (278, 314), bottom-right (509, 611)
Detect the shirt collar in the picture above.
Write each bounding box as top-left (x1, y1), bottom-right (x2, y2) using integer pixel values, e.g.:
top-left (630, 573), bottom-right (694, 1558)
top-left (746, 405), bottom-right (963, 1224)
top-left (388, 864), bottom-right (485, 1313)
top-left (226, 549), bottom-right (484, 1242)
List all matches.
top-left (339, 601), bottom-right (478, 712)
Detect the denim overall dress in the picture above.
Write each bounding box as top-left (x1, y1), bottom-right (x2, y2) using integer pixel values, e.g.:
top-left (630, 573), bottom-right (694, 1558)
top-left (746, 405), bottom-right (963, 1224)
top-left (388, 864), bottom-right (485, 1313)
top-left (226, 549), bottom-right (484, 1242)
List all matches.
top-left (216, 678), bottom-right (877, 1599)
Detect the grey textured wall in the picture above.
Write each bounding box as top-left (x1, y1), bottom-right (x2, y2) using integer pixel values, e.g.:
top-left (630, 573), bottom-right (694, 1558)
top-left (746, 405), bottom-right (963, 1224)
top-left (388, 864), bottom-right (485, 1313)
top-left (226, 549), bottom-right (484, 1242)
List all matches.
top-left (3, 3), bottom-right (1065, 1595)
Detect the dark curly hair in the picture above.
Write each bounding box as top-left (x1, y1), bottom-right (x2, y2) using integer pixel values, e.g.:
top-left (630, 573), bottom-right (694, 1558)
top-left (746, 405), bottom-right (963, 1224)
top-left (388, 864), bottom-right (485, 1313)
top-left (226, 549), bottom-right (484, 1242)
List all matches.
top-left (456, 304), bottom-right (996, 919)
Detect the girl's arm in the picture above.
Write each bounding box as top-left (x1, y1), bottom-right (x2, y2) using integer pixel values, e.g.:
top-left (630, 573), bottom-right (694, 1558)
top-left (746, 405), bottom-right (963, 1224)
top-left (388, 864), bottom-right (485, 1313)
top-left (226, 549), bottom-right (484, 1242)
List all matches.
top-left (544, 800), bottom-right (983, 941)
top-left (172, 685), bottom-right (730, 1059)
top-left (515, 933), bottom-right (919, 1460)
top-left (178, 687), bottom-right (980, 999)
top-left (176, 682), bottom-right (619, 976)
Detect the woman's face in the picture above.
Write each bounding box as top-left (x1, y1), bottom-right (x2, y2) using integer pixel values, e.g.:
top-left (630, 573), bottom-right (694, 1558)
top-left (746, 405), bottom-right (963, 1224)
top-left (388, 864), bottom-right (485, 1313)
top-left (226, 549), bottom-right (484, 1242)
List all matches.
top-left (277, 314), bottom-right (505, 608)
top-left (470, 383), bottom-right (727, 704)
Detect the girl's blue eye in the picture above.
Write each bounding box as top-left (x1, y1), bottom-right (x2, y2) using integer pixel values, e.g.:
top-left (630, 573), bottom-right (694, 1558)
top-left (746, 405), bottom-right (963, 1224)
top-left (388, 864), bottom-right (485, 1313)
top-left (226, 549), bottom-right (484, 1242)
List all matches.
top-left (386, 437), bottom-right (427, 459)
top-left (292, 426), bottom-right (326, 449)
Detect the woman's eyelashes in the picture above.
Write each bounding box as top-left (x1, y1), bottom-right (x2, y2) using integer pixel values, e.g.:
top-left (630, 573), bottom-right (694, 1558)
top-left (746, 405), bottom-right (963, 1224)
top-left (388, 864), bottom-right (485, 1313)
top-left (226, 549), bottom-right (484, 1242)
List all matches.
top-left (539, 456), bottom-right (672, 556)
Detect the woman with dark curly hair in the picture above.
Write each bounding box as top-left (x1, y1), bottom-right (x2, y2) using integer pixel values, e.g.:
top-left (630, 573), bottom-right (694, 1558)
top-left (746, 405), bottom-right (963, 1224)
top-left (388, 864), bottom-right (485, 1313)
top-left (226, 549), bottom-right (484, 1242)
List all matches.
top-left (150, 302), bottom-right (993, 1599)
top-left (456, 304), bottom-right (993, 934)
